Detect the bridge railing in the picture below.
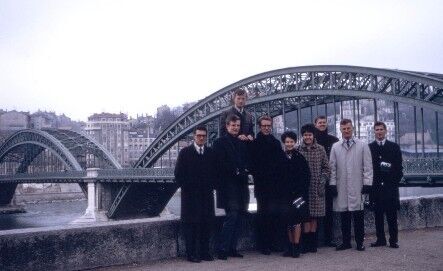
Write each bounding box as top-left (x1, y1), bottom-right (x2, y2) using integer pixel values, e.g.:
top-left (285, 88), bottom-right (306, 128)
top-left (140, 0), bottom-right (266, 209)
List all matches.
top-left (0, 159), bottom-right (441, 186)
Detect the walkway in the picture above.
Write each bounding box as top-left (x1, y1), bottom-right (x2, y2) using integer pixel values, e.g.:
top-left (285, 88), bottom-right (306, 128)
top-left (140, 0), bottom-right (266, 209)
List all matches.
top-left (91, 227), bottom-right (443, 271)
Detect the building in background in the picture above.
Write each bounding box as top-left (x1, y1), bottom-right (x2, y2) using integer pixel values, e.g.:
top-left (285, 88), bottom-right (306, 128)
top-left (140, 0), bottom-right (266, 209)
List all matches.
top-left (85, 112), bottom-right (130, 167)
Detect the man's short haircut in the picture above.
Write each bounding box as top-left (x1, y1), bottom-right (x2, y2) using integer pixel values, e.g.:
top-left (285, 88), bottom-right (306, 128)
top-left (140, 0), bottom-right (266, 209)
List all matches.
top-left (301, 123), bottom-right (317, 135)
top-left (340, 118), bottom-right (353, 126)
top-left (193, 125), bottom-right (207, 134)
top-left (314, 115), bottom-right (327, 124)
top-left (233, 88), bottom-right (247, 97)
top-left (374, 121), bottom-right (387, 130)
top-left (281, 131), bottom-right (297, 143)
top-left (258, 115), bottom-right (272, 126)
top-left (225, 114), bottom-right (240, 125)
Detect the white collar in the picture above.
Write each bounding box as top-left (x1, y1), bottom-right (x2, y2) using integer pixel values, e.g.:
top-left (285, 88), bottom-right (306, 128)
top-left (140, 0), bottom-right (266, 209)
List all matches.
top-left (193, 142), bottom-right (204, 154)
top-left (234, 106), bottom-right (244, 114)
top-left (376, 138), bottom-right (387, 145)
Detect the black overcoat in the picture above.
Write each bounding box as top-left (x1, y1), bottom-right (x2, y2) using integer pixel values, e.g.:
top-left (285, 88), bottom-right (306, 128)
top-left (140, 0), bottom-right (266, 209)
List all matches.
top-left (213, 134), bottom-right (251, 211)
top-left (174, 145), bottom-right (215, 223)
top-left (280, 150), bottom-right (311, 224)
top-left (220, 107), bottom-right (254, 138)
top-left (251, 132), bottom-right (286, 200)
top-left (315, 129), bottom-right (339, 160)
top-left (369, 140), bottom-right (403, 210)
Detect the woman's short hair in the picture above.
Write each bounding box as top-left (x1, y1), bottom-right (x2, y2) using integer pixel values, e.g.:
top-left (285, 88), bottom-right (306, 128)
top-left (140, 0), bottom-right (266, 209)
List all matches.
top-left (281, 131), bottom-right (297, 142)
top-left (225, 114), bottom-right (240, 125)
top-left (301, 123), bottom-right (317, 135)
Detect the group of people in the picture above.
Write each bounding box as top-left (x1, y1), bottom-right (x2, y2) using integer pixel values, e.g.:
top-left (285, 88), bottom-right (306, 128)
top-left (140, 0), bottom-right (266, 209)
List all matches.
top-left (174, 89), bottom-right (404, 263)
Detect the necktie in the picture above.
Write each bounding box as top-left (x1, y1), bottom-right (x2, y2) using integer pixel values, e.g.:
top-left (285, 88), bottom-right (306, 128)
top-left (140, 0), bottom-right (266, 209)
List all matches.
top-left (199, 147), bottom-right (203, 155)
top-left (379, 141), bottom-right (382, 147)
top-left (346, 140), bottom-right (350, 148)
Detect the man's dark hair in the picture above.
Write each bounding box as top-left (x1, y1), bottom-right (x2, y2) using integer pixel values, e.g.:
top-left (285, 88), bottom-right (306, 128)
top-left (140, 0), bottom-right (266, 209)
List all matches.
top-left (258, 115), bottom-right (272, 126)
top-left (281, 131), bottom-right (297, 142)
top-left (225, 114), bottom-right (240, 125)
top-left (233, 88), bottom-right (247, 97)
top-left (374, 121), bottom-right (387, 130)
top-left (193, 125), bottom-right (207, 134)
top-left (340, 118), bottom-right (353, 126)
top-left (314, 115), bottom-right (327, 124)
top-left (301, 123), bottom-right (317, 135)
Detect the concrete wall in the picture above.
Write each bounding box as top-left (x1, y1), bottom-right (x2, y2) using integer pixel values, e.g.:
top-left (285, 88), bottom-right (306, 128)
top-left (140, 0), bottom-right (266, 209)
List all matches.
top-left (1, 195), bottom-right (442, 271)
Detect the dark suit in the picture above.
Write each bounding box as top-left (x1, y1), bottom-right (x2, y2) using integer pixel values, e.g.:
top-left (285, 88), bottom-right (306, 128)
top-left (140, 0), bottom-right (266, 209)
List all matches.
top-left (315, 129), bottom-right (339, 245)
top-left (220, 107), bottom-right (254, 138)
top-left (369, 140), bottom-right (403, 245)
top-left (213, 134), bottom-right (251, 255)
top-left (175, 144), bottom-right (216, 259)
top-left (251, 132), bottom-right (286, 251)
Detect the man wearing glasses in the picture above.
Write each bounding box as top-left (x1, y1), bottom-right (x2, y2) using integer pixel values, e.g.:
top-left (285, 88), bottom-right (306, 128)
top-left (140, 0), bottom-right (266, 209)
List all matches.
top-left (175, 126), bottom-right (216, 263)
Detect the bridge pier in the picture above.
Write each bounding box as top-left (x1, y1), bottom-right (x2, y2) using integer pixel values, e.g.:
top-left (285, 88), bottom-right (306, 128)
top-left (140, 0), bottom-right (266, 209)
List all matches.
top-left (71, 168), bottom-right (108, 224)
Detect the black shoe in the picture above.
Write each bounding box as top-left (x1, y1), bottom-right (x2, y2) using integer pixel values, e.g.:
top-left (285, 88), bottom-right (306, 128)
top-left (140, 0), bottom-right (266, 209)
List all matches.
top-left (283, 244), bottom-right (292, 257)
top-left (187, 256), bottom-right (201, 263)
top-left (301, 233), bottom-right (310, 254)
top-left (217, 251), bottom-right (227, 260)
top-left (260, 248), bottom-right (271, 255)
top-left (292, 244), bottom-right (300, 258)
top-left (229, 251), bottom-right (244, 258)
top-left (309, 233), bottom-right (318, 253)
top-left (370, 241), bottom-right (387, 247)
top-left (336, 243), bottom-right (352, 251)
top-left (389, 243), bottom-right (399, 249)
top-left (356, 244), bottom-right (366, 251)
top-left (325, 241), bottom-right (337, 247)
top-left (201, 254), bottom-right (214, 261)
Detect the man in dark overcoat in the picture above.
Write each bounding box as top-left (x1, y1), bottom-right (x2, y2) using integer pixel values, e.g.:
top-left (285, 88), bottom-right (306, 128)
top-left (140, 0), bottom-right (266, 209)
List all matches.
top-left (314, 115), bottom-right (339, 247)
top-left (369, 121), bottom-right (403, 249)
top-left (220, 88), bottom-right (254, 141)
top-left (174, 125), bottom-right (216, 262)
top-left (251, 115), bottom-right (286, 255)
top-left (213, 114), bottom-right (251, 260)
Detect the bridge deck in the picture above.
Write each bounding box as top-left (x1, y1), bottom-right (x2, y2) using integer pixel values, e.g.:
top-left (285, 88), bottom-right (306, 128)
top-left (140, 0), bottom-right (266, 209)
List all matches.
top-left (93, 227), bottom-right (443, 271)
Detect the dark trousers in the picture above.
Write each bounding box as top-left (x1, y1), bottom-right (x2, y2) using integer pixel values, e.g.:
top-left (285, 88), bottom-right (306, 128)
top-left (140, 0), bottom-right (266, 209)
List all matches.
top-left (340, 210), bottom-right (365, 245)
top-left (217, 209), bottom-right (244, 253)
top-left (256, 197), bottom-right (280, 250)
top-left (323, 190), bottom-right (334, 243)
top-left (183, 222), bottom-right (211, 258)
top-left (374, 208), bottom-right (398, 244)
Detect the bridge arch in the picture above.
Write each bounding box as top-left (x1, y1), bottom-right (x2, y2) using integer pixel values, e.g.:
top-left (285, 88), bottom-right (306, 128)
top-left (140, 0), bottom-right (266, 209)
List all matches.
top-left (136, 65), bottom-right (443, 168)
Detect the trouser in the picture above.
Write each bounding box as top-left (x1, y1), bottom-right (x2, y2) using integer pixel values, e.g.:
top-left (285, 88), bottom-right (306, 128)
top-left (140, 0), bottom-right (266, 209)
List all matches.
top-left (256, 198), bottom-right (281, 250)
top-left (323, 190), bottom-right (334, 243)
top-left (340, 210), bottom-right (365, 245)
top-left (183, 222), bottom-right (211, 258)
top-left (374, 208), bottom-right (398, 244)
top-left (217, 209), bottom-right (245, 253)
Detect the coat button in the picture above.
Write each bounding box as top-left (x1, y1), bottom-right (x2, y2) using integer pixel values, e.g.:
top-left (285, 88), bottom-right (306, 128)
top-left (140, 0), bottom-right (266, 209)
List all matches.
top-left (381, 182), bottom-right (384, 185)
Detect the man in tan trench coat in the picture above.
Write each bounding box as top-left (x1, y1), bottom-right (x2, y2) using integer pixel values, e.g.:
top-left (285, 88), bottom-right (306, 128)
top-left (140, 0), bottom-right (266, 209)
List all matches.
top-left (329, 119), bottom-right (373, 252)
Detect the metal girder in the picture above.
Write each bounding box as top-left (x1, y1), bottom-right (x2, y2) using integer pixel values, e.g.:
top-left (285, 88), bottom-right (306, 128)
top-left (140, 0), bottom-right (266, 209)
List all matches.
top-left (135, 65), bottom-right (443, 169)
top-left (0, 130), bottom-right (82, 171)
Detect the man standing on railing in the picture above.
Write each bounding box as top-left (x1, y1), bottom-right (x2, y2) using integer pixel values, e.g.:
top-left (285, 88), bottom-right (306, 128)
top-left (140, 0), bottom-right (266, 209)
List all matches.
top-left (175, 125), bottom-right (216, 263)
top-left (220, 88), bottom-right (254, 142)
top-left (369, 121), bottom-right (403, 249)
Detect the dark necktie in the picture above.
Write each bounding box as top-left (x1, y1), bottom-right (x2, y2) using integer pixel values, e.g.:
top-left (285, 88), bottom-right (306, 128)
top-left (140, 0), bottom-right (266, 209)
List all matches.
top-left (199, 147), bottom-right (203, 155)
top-left (346, 140), bottom-right (350, 148)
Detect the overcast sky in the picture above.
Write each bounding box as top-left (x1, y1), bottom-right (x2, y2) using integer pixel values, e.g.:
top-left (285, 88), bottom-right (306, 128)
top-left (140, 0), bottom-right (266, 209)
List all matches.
top-left (1, 0), bottom-right (442, 121)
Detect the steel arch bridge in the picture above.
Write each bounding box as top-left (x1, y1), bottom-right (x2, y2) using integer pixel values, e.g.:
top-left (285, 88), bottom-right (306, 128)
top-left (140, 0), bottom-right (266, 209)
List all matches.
top-left (0, 129), bottom-right (121, 205)
top-left (104, 65), bottom-right (443, 218)
top-left (136, 65), bottom-right (443, 168)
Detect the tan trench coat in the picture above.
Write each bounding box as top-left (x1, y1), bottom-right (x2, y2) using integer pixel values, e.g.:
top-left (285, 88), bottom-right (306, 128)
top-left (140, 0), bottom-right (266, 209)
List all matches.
top-left (329, 138), bottom-right (373, 212)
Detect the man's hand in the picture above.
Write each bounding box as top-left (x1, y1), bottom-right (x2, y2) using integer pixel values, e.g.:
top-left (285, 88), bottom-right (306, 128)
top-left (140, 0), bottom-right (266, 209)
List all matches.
top-left (246, 135), bottom-right (254, 141)
top-left (238, 134), bottom-right (248, 141)
top-left (361, 185), bottom-right (372, 194)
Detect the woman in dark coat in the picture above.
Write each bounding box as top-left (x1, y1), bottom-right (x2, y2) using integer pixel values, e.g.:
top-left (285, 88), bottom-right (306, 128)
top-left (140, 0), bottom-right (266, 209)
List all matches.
top-left (279, 131), bottom-right (310, 258)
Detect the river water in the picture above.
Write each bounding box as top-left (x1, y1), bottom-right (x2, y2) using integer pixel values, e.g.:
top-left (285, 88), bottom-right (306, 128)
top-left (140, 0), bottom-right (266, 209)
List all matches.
top-left (1, 187), bottom-right (442, 231)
